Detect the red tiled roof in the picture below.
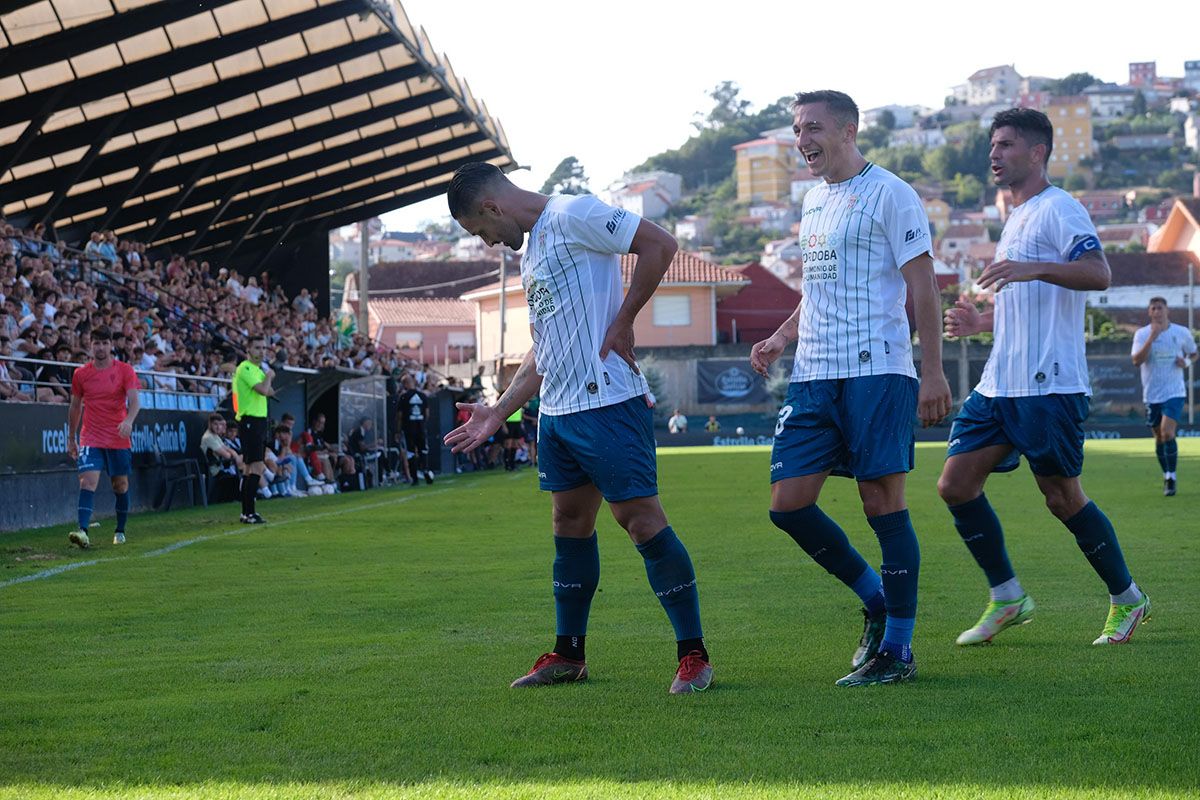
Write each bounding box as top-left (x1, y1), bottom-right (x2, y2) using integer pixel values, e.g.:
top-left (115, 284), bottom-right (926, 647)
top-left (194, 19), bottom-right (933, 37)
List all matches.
top-left (461, 252), bottom-right (747, 298)
top-left (1107, 252), bottom-right (1200, 287)
top-left (370, 297), bottom-right (474, 327)
top-left (620, 251), bottom-right (748, 285)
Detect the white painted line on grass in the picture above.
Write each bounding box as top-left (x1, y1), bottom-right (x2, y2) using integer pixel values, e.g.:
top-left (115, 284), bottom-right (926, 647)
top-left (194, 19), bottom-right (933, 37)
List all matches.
top-left (2, 488), bottom-right (450, 590)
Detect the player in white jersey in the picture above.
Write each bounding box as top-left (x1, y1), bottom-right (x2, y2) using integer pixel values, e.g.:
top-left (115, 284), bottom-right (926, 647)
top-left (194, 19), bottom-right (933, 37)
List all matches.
top-left (1131, 297), bottom-right (1198, 496)
top-left (940, 108), bottom-right (1150, 647)
top-left (443, 163), bottom-right (712, 694)
top-left (750, 91), bottom-right (951, 687)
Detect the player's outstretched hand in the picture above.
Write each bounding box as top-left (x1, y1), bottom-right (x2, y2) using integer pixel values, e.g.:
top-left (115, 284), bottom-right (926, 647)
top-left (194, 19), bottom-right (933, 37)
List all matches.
top-left (599, 319), bottom-right (639, 374)
top-left (749, 333), bottom-right (785, 378)
top-left (917, 373), bottom-right (952, 428)
top-left (443, 402), bottom-right (503, 454)
top-left (944, 297), bottom-right (981, 338)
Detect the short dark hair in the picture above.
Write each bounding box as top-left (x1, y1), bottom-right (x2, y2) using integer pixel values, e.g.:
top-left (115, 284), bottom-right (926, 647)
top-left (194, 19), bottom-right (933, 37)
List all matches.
top-left (274, 424), bottom-right (290, 436)
top-left (208, 413), bottom-right (225, 426)
top-left (791, 90), bottom-right (859, 128)
top-left (281, 412), bottom-right (295, 422)
top-left (1149, 296), bottom-right (1168, 306)
top-left (93, 326), bottom-right (112, 341)
top-left (447, 162), bottom-right (507, 220)
top-left (989, 108), bottom-right (1054, 165)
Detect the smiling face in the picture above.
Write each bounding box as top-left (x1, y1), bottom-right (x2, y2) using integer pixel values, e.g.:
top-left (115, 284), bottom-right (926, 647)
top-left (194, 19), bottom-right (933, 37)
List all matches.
top-left (793, 102), bottom-right (857, 182)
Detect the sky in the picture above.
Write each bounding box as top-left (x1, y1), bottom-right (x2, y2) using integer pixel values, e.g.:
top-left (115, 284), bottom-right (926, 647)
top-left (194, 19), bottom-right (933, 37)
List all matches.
top-left (380, 0), bottom-right (1198, 232)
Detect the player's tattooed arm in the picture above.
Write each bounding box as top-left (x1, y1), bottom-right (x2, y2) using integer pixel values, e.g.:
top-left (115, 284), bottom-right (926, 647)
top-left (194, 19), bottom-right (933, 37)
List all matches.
top-left (444, 344), bottom-right (542, 454)
top-left (749, 298), bottom-right (802, 378)
top-left (603, 220), bottom-right (677, 373)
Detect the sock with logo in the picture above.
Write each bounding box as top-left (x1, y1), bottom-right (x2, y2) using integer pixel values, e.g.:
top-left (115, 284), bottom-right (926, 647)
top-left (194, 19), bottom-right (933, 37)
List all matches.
top-left (553, 634), bottom-right (586, 662)
top-left (869, 510), bottom-right (920, 662)
top-left (770, 505), bottom-right (883, 612)
top-left (1111, 580), bottom-right (1143, 605)
top-left (1155, 441), bottom-right (1168, 474)
top-left (636, 526), bottom-right (702, 641)
top-left (114, 491), bottom-right (129, 533)
top-left (552, 533), bottom-right (600, 650)
top-left (948, 493), bottom-right (1015, 588)
top-left (1064, 502), bottom-right (1132, 595)
top-left (1164, 439), bottom-right (1178, 473)
top-left (77, 489), bottom-right (95, 530)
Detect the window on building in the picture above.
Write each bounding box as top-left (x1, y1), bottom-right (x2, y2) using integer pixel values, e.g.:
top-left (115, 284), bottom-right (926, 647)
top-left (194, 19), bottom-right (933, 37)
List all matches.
top-left (447, 331), bottom-right (475, 347)
top-left (652, 295), bottom-right (691, 327)
top-left (394, 331), bottom-right (423, 347)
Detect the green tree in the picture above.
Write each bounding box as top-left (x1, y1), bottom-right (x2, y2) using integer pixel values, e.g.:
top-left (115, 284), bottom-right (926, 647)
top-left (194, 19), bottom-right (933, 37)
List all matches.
top-left (540, 156), bottom-right (590, 195)
top-left (1131, 90), bottom-right (1147, 116)
top-left (1048, 72), bottom-right (1098, 96)
top-left (877, 109), bottom-right (897, 131)
top-left (951, 172), bottom-right (985, 207)
top-left (1062, 172), bottom-right (1088, 192)
top-left (693, 81), bottom-right (753, 131)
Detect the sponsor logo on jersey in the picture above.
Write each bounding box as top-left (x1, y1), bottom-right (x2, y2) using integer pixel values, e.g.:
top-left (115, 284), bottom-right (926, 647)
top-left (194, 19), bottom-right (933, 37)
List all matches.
top-left (605, 208), bottom-right (628, 235)
top-left (526, 278), bottom-right (556, 320)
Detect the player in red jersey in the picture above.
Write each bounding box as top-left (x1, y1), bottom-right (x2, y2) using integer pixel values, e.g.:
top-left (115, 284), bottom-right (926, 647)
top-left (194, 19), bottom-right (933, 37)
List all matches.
top-left (67, 326), bottom-right (141, 548)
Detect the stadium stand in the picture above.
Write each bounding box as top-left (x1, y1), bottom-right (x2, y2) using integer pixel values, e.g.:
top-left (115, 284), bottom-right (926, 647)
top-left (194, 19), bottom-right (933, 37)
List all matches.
top-left (0, 0), bottom-right (517, 531)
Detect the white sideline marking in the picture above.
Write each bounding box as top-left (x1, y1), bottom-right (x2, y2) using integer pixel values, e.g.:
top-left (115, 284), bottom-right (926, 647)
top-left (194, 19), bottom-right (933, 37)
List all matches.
top-left (1, 489), bottom-right (450, 590)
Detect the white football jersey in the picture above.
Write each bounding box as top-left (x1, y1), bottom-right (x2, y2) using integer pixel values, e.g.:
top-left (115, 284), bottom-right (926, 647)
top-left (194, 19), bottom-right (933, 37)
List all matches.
top-left (521, 194), bottom-right (649, 416)
top-left (1132, 322), bottom-right (1197, 403)
top-left (790, 163), bottom-right (932, 382)
top-left (975, 186), bottom-right (1100, 398)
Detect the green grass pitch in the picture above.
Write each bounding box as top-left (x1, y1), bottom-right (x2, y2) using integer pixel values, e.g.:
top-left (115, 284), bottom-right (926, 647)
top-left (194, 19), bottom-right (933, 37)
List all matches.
top-left (1, 440), bottom-right (1197, 799)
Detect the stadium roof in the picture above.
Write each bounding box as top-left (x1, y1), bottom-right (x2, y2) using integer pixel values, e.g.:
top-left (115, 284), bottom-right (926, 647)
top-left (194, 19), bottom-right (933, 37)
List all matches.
top-left (0, 0), bottom-right (515, 270)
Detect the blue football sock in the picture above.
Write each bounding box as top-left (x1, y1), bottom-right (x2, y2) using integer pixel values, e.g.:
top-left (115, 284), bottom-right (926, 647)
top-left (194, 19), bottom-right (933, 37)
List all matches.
top-left (879, 616), bottom-right (915, 663)
top-left (1164, 440), bottom-right (1178, 473)
top-left (770, 505), bottom-right (881, 609)
top-left (849, 569), bottom-right (886, 617)
top-left (948, 493), bottom-right (1015, 588)
top-left (1155, 441), bottom-right (1168, 473)
top-left (114, 491), bottom-right (129, 533)
top-left (636, 527), bottom-right (703, 641)
top-left (553, 533), bottom-right (600, 636)
top-left (77, 489), bottom-right (95, 530)
top-left (1064, 502), bottom-right (1132, 595)
top-left (869, 509), bottom-right (920, 656)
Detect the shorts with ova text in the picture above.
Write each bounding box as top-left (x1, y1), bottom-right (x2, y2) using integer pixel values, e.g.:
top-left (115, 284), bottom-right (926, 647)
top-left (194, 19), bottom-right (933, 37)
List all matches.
top-left (771, 375), bottom-right (917, 483)
top-left (537, 396), bottom-right (657, 502)
top-left (947, 391), bottom-right (1088, 477)
top-left (1146, 396), bottom-right (1185, 429)
top-left (238, 415), bottom-right (269, 464)
top-left (77, 446), bottom-right (132, 476)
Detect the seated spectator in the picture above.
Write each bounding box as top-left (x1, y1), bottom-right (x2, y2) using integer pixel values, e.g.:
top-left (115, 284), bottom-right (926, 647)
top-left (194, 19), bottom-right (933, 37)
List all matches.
top-left (0, 339), bottom-right (33, 402)
top-left (347, 416), bottom-right (382, 489)
top-left (201, 414), bottom-right (242, 501)
top-left (668, 408), bottom-right (688, 434)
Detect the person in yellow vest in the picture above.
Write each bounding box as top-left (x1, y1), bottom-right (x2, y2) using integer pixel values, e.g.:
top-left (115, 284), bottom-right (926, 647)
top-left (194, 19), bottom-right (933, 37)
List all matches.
top-left (233, 336), bottom-right (276, 523)
top-left (503, 403), bottom-right (524, 471)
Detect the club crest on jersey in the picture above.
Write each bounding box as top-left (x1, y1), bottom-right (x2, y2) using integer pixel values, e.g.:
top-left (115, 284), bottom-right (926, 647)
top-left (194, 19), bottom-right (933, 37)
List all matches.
top-left (846, 194), bottom-right (859, 210)
top-left (538, 230), bottom-right (546, 249)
